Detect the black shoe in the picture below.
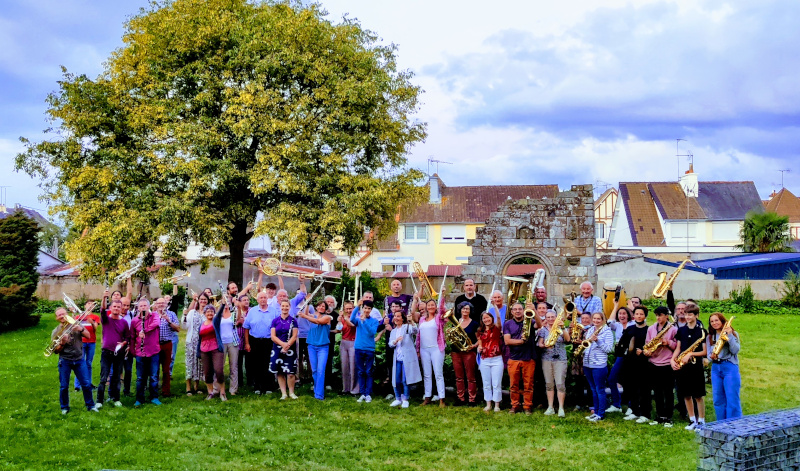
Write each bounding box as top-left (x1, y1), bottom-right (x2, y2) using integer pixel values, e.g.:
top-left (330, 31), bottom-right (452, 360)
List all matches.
top-left (454, 399), bottom-right (465, 407)
top-left (74, 387), bottom-right (80, 392)
top-left (468, 401), bottom-right (478, 407)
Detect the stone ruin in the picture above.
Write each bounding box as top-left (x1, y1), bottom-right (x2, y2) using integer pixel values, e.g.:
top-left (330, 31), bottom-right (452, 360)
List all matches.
top-left (461, 184), bottom-right (597, 306)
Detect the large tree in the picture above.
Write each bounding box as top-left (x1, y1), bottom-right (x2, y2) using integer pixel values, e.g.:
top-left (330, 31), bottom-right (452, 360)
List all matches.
top-left (736, 211), bottom-right (794, 253)
top-left (0, 211), bottom-right (41, 332)
top-left (16, 0), bottom-right (426, 285)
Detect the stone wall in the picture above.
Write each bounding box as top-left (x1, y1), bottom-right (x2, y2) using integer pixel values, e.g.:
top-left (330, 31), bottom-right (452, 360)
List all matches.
top-left (461, 184), bottom-right (597, 306)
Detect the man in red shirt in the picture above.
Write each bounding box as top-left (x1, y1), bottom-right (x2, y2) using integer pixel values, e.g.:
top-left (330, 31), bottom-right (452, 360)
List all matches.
top-left (74, 301), bottom-right (100, 391)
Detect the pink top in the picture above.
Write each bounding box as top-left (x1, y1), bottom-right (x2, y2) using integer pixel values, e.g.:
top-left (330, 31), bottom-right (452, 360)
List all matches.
top-left (645, 322), bottom-right (678, 366)
top-left (199, 323), bottom-right (218, 353)
top-left (415, 299), bottom-right (446, 354)
top-left (130, 312), bottom-right (161, 357)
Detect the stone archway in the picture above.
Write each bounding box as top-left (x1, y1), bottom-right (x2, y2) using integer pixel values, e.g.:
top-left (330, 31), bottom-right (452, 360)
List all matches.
top-left (461, 184), bottom-right (597, 307)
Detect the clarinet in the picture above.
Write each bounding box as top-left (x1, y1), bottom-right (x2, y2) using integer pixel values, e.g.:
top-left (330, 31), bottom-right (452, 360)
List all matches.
top-left (139, 309), bottom-right (147, 355)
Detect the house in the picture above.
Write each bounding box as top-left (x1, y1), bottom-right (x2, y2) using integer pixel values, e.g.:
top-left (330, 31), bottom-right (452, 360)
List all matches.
top-left (608, 165), bottom-right (764, 254)
top-left (594, 187), bottom-right (618, 249)
top-left (349, 174), bottom-right (559, 272)
top-left (764, 187), bottom-right (800, 240)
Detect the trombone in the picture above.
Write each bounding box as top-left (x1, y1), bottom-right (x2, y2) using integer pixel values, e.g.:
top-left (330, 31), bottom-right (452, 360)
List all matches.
top-left (254, 257), bottom-right (341, 284)
top-left (45, 294), bottom-right (96, 357)
top-left (413, 262), bottom-right (438, 300)
top-left (165, 271), bottom-right (191, 283)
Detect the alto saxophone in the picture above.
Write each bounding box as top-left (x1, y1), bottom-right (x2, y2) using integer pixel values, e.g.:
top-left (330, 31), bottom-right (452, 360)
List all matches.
top-left (574, 324), bottom-right (605, 358)
top-left (544, 308), bottom-right (566, 348)
top-left (642, 322), bottom-right (673, 356)
top-left (711, 316), bottom-right (736, 357)
top-left (653, 259), bottom-right (696, 298)
top-left (675, 330), bottom-right (706, 368)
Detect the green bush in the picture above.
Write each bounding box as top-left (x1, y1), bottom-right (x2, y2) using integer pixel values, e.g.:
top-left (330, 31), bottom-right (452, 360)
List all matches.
top-left (730, 280), bottom-right (756, 311)
top-left (642, 298), bottom-right (799, 316)
top-left (779, 270), bottom-right (800, 308)
top-left (0, 211), bottom-right (41, 332)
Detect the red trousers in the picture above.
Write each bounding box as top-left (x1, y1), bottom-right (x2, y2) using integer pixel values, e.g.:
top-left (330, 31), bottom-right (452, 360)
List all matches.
top-left (508, 359), bottom-right (536, 411)
top-left (159, 342), bottom-right (172, 396)
top-left (451, 350), bottom-right (478, 402)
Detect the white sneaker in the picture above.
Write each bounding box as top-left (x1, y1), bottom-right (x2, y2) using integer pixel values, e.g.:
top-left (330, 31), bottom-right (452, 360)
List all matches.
top-left (263, 391), bottom-right (272, 394)
top-left (389, 400), bottom-right (401, 407)
top-left (585, 413), bottom-right (599, 420)
top-left (635, 416), bottom-right (649, 424)
top-left (289, 393), bottom-right (298, 400)
top-left (90, 404), bottom-right (102, 412)
top-left (365, 395), bottom-right (372, 403)
top-left (588, 415), bottom-right (603, 422)
top-left (113, 401), bottom-right (122, 408)
top-left (61, 409), bottom-right (69, 415)
top-left (484, 403), bottom-right (492, 412)
top-left (385, 394), bottom-right (395, 401)
top-left (685, 422), bottom-right (697, 431)
top-left (254, 390), bottom-right (261, 395)
top-left (663, 422), bottom-right (674, 428)
top-left (649, 420), bottom-right (660, 426)
top-left (357, 395), bottom-right (366, 403)
top-left (494, 406), bottom-right (502, 412)
top-left (94, 403), bottom-right (103, 409)
top-left (605, 405), bottom-right (622, 413)
top-left (401, 401), bottom-right (409, 409)
top-left (625, 408), bottom-right (635, 416)
top-left (544, 407), bottom-right (555, 416)
top-left (624, 414), bottom-right (638, 421)
top-left (432, 395), bottom-right (440, 401)
top-left (557, 408), bottom-right (565, 418)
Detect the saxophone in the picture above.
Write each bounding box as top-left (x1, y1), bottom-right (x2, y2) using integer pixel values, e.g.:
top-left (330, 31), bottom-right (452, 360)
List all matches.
top-left (443, 309), bottom-right (473, 352)
top-left (574, 324), bottom-right (605, 358)
top-left (675, 330), bottom-right (706, 368)
top-left (711, 316), bottom-right (736, 356)
top-left (642, 321), bottom-right (673, 356)
top-left (544, 309), bottom-right (565, 348)
top-left (653, 259), bottom-right (696, 298)
top-left (522, 310), bottom-right (534, 342)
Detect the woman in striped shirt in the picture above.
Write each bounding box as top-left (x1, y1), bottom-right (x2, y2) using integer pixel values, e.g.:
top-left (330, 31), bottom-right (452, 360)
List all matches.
top-left (582, 312), bottom-right (614, 422)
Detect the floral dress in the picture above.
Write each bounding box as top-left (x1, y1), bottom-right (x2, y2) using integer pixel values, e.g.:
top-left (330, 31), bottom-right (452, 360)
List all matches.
top-left (184, 309), bottom-right (204, 381)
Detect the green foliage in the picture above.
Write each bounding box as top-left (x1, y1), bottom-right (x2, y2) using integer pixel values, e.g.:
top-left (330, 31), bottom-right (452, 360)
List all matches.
top-left (642, 298), bottom-right (800, 316)
top-left (0, 211), bottom-right (41, 332)
top-left (16, 0), bottom-right (426, 287)
top-left (736, 211), bottom-right (794, 253)
top-left (779, 270), bottom-right (800, 308)
top-left (729, 280), bottom-right (756, 311)
top-left (3, 312), bottom-right (799, 470)
top-left (329, 269), bottom-right (385, 306)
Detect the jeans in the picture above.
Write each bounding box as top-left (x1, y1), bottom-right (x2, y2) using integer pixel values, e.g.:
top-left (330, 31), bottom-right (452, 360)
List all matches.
top-left (59, 358), bottom-right (95, 411)
top-left (508, 359), bottom-right (536, 410)
top-left (451, 351), bottom-right (478, 402)
top-left (158, 342), bottom-right (172, 396)
top-left (73, 342), bottom-right (95, 388)
top-left (711, 361), bottom-right (742, 421)
top-left (355, 349), bottom-right (375, 397)
top-left (478, 355), bottom-right (504, 402)
top-left (393, 360), bottom-right (409, 401)
top-left (135, 354), bottom-right (160, 403)
top-left (608, 356), bottom-right (625, 408)
top-left (223, 343), bottom-right (239, 393)
top-left (420, 347), bottom-right (445, 399)
top-left (340, 339), bottom-right (357, 394)
top-left (308, 343), bottom-right (329, 400)
top-left (97, 349), bottom-right (123, 403)
top-left (585, 366), bottom-right (608, 418)
top-left (170, 335), bottom-right (179, 377)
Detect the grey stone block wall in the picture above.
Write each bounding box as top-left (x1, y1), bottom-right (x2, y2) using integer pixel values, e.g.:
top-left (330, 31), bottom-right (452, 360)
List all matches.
top-left (461, 184), bottom-right (597, 306)
top-left (697, 408), bottom-right (800, 470)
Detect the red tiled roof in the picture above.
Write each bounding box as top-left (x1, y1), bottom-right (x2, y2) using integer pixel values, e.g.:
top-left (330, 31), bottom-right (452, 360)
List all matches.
top-left (404, 177), bottom-right (559, 223)
top-left (506, 264), bottom-right (544, 276)
top-left (426, 265), bottom-right (464, 277)
top-left (619, 183), bottom-right (666, 247)
top-left (765, 188), bottom-right (800, 223)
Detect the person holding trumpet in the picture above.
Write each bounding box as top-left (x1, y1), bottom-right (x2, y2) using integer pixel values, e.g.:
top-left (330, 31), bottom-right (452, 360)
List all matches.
top-left (52, 307), bottom-right (101, 414)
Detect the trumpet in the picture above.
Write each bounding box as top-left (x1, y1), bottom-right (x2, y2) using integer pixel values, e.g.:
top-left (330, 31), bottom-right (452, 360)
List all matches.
top-left (255, 257), bottom-right (341, 284)
top-left (165, 271), bottom-right (191, 283)
top-left (413, 262), bottom-right (438, 300)
top-left (114, 261), bottom-right (143, 282)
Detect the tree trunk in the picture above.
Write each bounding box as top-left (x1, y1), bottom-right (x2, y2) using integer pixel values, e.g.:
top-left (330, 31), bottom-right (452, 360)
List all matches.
top-left (227, 221), bottom-right (252, 290)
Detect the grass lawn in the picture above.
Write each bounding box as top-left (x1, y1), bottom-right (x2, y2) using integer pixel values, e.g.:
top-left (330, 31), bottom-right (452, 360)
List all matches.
top-left (1, 313), bottom-right (798, 470)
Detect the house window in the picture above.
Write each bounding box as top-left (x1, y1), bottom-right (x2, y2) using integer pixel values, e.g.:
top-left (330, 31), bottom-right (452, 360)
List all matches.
top-left (712, 222), bottom-right (740, 241)
top-left (440, 225), bottom-right (466, 243)
top-left (381, 264), bottom-right (409, 272)
top-left (404, 224), bottom-right (428, 242)
top-left (595, 222), bottom-right (606, 240)
top-left (379, 257), bottom-right (412, 272)
top-left (673, 223), bottom-right (698, 239)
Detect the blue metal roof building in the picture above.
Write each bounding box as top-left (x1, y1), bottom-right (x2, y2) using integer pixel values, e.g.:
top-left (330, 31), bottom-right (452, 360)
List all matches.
top-left (646, 253), bottom-right (800, 280)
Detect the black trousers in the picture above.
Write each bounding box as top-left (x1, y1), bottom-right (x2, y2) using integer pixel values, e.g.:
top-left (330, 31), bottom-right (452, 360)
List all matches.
top-left (97, 349), bottom-right (124, 403)
top-left (325, 333), bottom-right (335, 388)
top-left (628, 358), bottom-right (651, 418)
top-left (650, 363), bottom-right (675, 421)
top-left (249, 337), bottom-right (274, 392)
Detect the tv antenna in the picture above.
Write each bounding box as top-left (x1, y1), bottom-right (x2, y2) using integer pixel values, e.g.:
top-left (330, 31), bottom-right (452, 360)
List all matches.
top-left (427, 156), bottom-right (452, 176)
top-left (593, 180), bottom-right (611, 196)
top-left (0, 186), bottom-right (9, 208)
top-left (778, 169), bottom-right (791, 189)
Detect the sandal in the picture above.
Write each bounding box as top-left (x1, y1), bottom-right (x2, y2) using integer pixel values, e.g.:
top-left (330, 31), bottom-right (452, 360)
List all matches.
top-left (220, 394), bottom-right (228, 402)
top-left (186, 391), bottom-right (193, 397)
top-left (205, 394), bottom-right (214, 401)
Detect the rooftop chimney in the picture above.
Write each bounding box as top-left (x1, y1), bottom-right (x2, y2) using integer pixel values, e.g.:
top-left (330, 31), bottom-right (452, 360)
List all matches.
top-left (679, 163), bottom-right (698, 197)
top-left (429, 174), bottom-right (441, 204)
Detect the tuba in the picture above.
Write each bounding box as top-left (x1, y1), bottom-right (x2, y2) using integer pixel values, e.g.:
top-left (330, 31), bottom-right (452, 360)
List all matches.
top-left (443, 308), bottom-right (473, 352)
top-left (711, 316), bottom-right (736, 357)
top-left (653, 259), bottom-right (696, 298)
top-left (504, 276), bottom-right (527, 307)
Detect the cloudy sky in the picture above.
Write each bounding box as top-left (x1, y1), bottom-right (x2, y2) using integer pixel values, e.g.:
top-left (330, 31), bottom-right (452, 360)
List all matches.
top-left (1, 0), bottom-right (797, 217)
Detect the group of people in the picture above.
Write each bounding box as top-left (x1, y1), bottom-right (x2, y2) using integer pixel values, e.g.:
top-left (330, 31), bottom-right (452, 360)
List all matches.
top-left (51, 274), bottom-right (742, 430)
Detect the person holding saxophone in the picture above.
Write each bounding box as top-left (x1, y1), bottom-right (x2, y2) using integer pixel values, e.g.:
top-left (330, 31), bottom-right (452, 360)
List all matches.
top-left (581, 311), bottom-right (614, 422)
top-left (535, 309), bottom-right (570, 417)
top-left (503, 301), bottom-right (537, 415)
top-left (644, 306), bottom-right (678, 427)
top-left (707, 313), bottom-right (741, 420)
top-left (671, 304), bottom-right (707, 430)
